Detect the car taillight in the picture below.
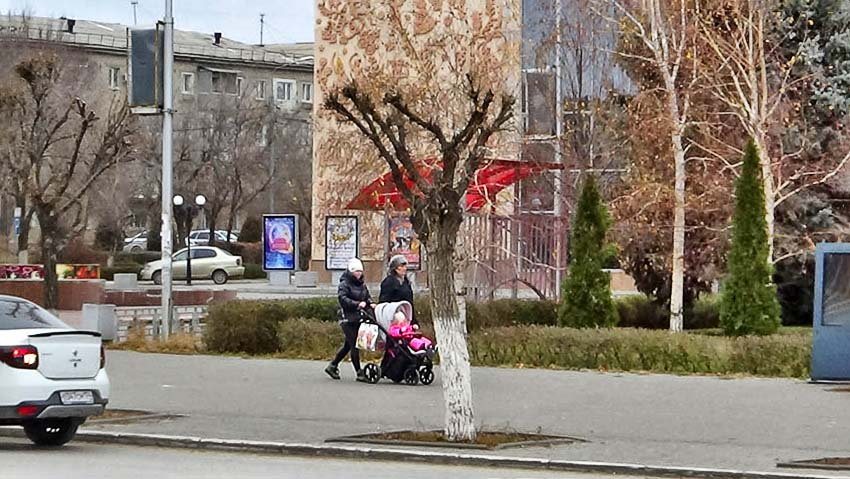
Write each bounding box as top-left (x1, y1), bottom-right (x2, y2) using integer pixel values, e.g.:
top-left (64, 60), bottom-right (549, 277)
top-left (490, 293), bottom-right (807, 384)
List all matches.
top-left (100, 344), bottom-right (106, 369)
top-left (0, 345), bottom-right (39, 370)
top-left (236, 258), bottom-right (242, 266)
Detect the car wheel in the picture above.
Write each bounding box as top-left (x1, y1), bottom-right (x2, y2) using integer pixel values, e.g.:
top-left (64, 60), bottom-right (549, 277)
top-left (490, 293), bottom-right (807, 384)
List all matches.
top-left (212, 270), bottom-right (228, 285)
top-left (23, 418), bottom-right (79, 447)
top-left (152, 270), bottom-right (162, 285)
top-left (130, 245), bottom-right (143, 253)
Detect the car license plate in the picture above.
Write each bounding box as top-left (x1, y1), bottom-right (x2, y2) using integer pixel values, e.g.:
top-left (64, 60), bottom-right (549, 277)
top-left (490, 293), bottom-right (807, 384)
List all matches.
top-left (60, 391), bottom-right (94, 405)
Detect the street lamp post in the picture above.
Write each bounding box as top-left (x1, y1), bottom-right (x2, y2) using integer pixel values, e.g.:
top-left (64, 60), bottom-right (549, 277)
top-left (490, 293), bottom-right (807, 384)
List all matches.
top-left (172, 194), bottom-right (207, 286)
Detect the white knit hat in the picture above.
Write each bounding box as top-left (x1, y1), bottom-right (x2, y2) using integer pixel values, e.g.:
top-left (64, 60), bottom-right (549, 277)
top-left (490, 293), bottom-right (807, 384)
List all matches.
top-left (347, 258), bottom-right (364, 273)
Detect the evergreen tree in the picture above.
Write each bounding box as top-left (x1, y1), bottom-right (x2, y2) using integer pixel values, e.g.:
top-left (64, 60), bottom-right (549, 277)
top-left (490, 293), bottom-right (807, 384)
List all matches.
top-left (560, 175), bottom-right (618, 328)
top-left (720, 140), bottom-right (781, 336)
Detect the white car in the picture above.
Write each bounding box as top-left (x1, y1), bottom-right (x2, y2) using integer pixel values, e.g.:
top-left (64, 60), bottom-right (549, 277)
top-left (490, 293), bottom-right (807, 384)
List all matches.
top-left (185, 230), bottom-right (239, 246)
top-left (140, 246), bottom-right (245, 285)
top-left (0, 296), bottom-right (109, 447)
top-left (122, 231), bottom-right (148, 253)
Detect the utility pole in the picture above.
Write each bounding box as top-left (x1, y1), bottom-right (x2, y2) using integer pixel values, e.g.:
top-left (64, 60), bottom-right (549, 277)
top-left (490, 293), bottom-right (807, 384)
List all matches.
top-left (160, 0), bottom-right (175, 339)
top-left (259, 13), bottom-right (265, 46)
top-left (131, 1), bottom-right (138, 25)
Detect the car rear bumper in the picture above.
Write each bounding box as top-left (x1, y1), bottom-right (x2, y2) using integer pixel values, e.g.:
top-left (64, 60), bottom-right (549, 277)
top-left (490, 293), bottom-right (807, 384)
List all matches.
top-left (226, 266), bottom-right (245, 277)
top-left (0, 390), bottom-right (108, 425)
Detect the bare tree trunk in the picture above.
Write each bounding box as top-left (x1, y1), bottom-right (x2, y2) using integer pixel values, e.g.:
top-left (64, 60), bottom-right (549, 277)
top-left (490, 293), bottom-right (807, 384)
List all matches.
top-left (670, 131), bottom-right (686, 332)
top-left (753, 133), bottom-right (775, 260)
top-left (428, 227), bottom-right (476, 442)
top-left (37, 210), bottom-right (59, 310)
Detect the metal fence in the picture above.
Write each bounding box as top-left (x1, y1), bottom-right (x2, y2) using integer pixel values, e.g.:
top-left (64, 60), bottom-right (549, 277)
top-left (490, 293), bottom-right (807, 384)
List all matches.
top-left (461, 213), bottom-right (568, 300)
top-left (115, 305), bottom-right (207, 342)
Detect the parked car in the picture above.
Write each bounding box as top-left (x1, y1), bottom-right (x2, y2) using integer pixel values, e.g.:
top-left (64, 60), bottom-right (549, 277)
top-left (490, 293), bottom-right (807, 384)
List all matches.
top-left (0, 295), bottom-right (109, 447)
top-left (140, 246), bottom-right (245, 285)
top-left (185, 230), bottom-right (239, 246)
top-left (122, 231), bottom-right (148, 253)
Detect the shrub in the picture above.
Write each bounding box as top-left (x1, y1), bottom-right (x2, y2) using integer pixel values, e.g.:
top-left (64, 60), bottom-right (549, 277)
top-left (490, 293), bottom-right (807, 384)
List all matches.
top-left (115, 251), bottom-right (161, 265)
top-left (468, 299), bottom-right (558, 330)
top-left (560, 175), bottom-right (618, 328)
top-left (204, 302), bottom-right (281, 354)
top-left (226, 242), bottom-right (263, 265)
top-left (686, 294), bottom-right (720, 329)
top-left (243, 264), bottom-right (267, 280)
top-left (469, 325), bottom-right (810, 377)
top-left (720, 140), bottom-right (781, 336)
top-left (615, 295), bottom-right (668, 329)
top-left (239, 217), bottom-right (262, 243)
top-left (95, 223), bottom-right (124, 251)
top-left (101, 263), bottom-right (143, 281)
top-left (58, 239), bottom-right (108, 264)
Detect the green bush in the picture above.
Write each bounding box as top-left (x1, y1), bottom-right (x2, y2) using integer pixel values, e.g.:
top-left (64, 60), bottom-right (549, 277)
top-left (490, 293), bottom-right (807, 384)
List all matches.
top-left (201, 316), bottom-right (811, 378)
top-left (204, 302), bottom-right (282, 354)
top-left (101, 263), bottom-right (143, 281)
top-left (239, 217), bottom-right (262, 243)
top-left (469, 325), bottom-right (810, 377)
top-left (226, 242), bottom-right (262, 265)
top-left (615, 295), bottom-right (668, 329)
top-left (686, 294), bottom-right (720, 329)
top-left (115, 251), bottom-right (161, 265)
top-left (243, 264), bottom-right (267, 280)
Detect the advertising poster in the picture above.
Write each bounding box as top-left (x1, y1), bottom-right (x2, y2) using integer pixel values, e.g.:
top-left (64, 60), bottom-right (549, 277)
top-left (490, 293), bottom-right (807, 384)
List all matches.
top-left (263, 215), bottom-right (298, 271)
top-left (325, 216), bottom-right (359, 270)
top-left (387, 216), bottom-right (421, 270)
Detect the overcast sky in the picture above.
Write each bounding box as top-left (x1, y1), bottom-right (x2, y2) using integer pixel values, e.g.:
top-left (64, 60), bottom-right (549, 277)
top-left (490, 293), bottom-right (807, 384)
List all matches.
top-left (0, 0), bottom-right (315, 44)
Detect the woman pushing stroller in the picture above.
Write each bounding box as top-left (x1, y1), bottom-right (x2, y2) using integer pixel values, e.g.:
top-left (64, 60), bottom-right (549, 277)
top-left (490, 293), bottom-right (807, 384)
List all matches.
top-left (324, 258), bottom-right (374, 382)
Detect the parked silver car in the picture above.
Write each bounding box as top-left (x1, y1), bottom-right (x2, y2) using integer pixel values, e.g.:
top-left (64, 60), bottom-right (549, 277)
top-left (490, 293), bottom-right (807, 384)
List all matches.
top-left (139, 246), bottom-right (245, 285)
top-left (122, 231), bottom-right (148, 253)
top-left (185, 230), bottom-right (239, 246)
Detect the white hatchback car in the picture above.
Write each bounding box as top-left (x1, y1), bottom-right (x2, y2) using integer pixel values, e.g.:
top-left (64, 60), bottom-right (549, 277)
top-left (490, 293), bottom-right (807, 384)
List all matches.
top-left (0, 296), bottom-right (109, 446)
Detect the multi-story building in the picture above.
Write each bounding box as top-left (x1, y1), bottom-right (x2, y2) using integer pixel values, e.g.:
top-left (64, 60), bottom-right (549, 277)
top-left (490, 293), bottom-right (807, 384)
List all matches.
top-left (0, 14), bottom-right (315, 254)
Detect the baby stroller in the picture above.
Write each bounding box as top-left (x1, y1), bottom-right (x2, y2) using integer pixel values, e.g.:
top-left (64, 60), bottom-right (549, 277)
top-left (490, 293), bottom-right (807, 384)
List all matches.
top-left (359, 301), bottom-right (436, 386)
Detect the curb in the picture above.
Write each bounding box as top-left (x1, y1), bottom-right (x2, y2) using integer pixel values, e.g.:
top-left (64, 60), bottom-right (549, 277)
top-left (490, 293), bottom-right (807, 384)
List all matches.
top-left (1, 428), bottom-right (848, 479)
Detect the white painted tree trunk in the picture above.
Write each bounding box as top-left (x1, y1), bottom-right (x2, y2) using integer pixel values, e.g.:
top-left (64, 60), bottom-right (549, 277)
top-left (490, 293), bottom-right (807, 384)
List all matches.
top-left (670, 128), bottom-right (686, 332)
top-left (429, 236), bottom-right (476, 441)
top-left (664, 73), bottom-right (687, 333)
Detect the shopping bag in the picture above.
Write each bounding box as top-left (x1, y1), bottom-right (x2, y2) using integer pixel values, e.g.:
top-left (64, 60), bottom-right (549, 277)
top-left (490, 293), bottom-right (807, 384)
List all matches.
top-left (356, 323), bottom-right (380, 351)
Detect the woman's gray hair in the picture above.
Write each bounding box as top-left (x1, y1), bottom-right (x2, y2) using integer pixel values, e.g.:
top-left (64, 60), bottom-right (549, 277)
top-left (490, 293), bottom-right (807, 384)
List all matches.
top-left (388, 254), bottom-right (408, 275)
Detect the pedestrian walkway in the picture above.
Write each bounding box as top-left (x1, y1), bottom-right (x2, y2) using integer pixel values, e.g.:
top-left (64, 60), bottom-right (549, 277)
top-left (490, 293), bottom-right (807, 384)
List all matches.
top-left (84, 351), bottom-right (850, 476)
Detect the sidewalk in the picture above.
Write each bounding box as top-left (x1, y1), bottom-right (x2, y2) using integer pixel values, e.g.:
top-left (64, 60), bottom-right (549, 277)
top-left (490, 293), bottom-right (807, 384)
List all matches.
top-left (81, 351), bottom-right (850, 477)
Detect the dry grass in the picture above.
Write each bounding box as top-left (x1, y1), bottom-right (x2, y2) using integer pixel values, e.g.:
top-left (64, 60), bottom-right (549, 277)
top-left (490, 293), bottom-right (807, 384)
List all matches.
top-left (109, 328), bottom-right (203, 354)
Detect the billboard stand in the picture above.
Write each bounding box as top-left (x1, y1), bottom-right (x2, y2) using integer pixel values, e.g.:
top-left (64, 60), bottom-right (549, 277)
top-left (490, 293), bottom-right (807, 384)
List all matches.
top-left (263, 215), bottom-right (299, 288)
top-left (325, 216), bottom-right (359, 285)
top-left (269, 271), bottom-right (292, 286)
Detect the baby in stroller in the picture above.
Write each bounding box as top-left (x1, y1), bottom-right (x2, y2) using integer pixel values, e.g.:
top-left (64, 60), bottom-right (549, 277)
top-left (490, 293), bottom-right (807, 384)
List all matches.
top-left (388, 311), bottom-right (433, 352)
top-left (360, 301), bottom-right (435, 385)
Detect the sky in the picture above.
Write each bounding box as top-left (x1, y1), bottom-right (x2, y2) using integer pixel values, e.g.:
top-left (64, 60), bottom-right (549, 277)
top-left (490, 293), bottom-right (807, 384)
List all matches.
top-left (0, 0), bottom-right (315, 44)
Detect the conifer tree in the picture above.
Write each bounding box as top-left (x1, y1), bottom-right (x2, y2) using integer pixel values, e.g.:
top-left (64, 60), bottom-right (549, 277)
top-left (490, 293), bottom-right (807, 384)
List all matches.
top-left (720, 140), bottom-right (782, 336)
top-left (560, 175), bottom-right (618, 328)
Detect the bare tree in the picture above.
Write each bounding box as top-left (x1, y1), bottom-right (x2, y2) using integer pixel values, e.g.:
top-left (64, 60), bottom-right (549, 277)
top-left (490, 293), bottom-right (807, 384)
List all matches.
top-left (326, 77), bottom-right (514, 441)
top-left (603, 0), bottom-right (698, 331)
top-left (0, 51), bottom-right (136, 308)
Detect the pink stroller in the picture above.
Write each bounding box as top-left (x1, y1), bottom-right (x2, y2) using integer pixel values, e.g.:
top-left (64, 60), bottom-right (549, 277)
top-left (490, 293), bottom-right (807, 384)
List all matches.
top-left (360, 301), bottom-right (436, 385)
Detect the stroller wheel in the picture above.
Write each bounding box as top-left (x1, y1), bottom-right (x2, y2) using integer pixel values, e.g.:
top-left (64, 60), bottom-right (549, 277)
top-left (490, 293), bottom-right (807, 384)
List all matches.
top-left (363, 363), bottom-right (381, 384)
top-left (403, 367), bottom-right (419, 386)
top-left (419, 366), bottom-right (435, 385)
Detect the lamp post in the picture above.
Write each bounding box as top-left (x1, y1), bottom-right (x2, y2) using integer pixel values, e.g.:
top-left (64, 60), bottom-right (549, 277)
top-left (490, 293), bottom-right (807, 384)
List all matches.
top-left (172, 194), bottom-right (207, 286)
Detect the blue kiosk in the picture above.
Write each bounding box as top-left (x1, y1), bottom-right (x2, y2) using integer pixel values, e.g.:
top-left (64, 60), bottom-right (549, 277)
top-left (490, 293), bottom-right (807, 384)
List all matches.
top-left (812, 243), bottom-right (850, 381)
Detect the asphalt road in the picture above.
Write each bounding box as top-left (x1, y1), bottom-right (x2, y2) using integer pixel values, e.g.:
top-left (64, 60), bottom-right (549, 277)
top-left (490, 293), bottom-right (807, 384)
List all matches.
top-left (0, 438), bottom-right (607, 479)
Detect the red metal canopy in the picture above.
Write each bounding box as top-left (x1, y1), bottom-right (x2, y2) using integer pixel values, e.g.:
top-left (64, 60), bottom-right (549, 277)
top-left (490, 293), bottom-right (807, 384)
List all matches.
top-left (345, 158), bottom-right (562, 212)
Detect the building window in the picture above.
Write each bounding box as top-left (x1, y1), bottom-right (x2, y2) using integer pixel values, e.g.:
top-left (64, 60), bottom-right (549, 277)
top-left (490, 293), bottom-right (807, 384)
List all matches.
top-left (256, 80), bottom-right (267, 100)
top-left (301, 82), bottom-right (313, 103)
top-left (236, 77), bottom-right (244, 96)
top-left (108, 67), bottom-right (120, 90)
top-left (181, 72), bottom-right (195, 94)
top-left (211, 70), bottom-right (238, 94)
top-left (274, 79), bottom-right (295, 102)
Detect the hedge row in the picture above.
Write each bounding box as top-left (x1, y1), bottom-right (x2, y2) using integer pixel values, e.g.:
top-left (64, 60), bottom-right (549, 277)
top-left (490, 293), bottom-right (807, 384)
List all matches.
top-left (202, 316), bottom-right (811, 378)
top-left (205, 294), bottom-right (722, 333)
